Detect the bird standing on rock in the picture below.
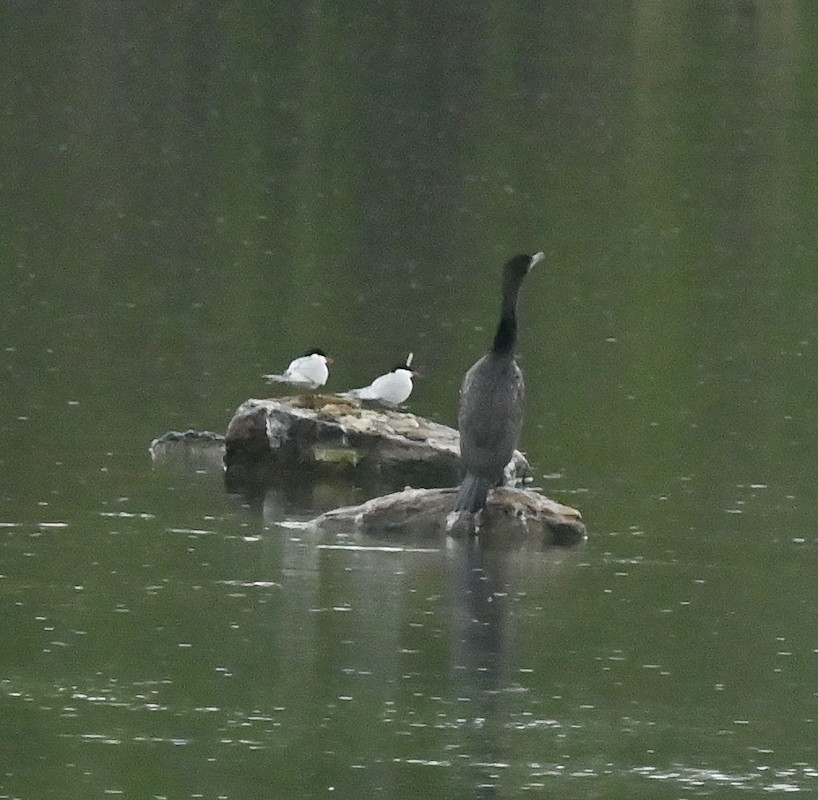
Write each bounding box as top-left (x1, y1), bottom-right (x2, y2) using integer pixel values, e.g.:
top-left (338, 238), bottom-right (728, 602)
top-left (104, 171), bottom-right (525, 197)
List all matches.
top-left (344, 353), bottom-right (417, 407)
top-left (263, 348), bottom-right (332, 389)
top-left (454, 252), bottom-right (544, 513)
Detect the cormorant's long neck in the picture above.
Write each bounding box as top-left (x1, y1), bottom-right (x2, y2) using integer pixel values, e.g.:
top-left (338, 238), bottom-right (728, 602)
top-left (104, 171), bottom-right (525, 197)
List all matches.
top-left (492, 313), bottom-right (516, 355)
top-left (491, 276), bottom-right (523, 355)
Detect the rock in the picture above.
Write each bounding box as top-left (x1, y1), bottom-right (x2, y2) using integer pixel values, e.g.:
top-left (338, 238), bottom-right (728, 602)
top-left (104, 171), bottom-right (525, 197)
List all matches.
top-left (223, 396), bottom-right (529, 487)
top-left (151, 400), bottom-right (587, 546)
top-left (149, 429), bottom-right (226, 469)
top-left (305, 486), bottom-right (586, 547)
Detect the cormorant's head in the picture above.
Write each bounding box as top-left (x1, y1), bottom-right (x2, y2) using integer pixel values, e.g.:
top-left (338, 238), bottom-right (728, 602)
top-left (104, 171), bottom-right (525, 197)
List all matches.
top-left (504, 251), bottom-right (545, 283)
top-left (505, 252), bottom-right (545, 279)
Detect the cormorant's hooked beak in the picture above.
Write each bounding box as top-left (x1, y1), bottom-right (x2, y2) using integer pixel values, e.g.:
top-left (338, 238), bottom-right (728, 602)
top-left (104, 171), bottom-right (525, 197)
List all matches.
top-left (530, 251), bottom-right (545, 269)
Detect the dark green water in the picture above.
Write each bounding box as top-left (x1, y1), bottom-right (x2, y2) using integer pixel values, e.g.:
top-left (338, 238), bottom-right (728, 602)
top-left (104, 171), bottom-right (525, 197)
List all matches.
top-left (3, 3), bottom-right (818, 798)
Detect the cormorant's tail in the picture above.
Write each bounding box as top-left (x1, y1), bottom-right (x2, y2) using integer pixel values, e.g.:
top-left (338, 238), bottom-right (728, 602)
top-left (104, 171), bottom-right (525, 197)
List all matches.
top-left (454, 473), bottom-right (492, 513)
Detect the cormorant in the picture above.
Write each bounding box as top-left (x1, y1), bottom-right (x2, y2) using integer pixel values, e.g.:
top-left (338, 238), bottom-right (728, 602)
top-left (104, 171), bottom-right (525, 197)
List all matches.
top-left (454, 252), bottom-right (544, 513)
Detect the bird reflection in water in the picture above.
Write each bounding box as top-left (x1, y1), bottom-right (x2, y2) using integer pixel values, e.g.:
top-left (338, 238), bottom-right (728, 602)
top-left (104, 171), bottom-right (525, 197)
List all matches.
top-left (447, 537), bottom-right (512, 798)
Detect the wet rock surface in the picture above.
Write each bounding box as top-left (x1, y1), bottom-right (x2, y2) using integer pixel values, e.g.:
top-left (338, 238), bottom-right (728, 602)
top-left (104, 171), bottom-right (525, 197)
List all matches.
top-left (306, 485), bottom-right (586, 547)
